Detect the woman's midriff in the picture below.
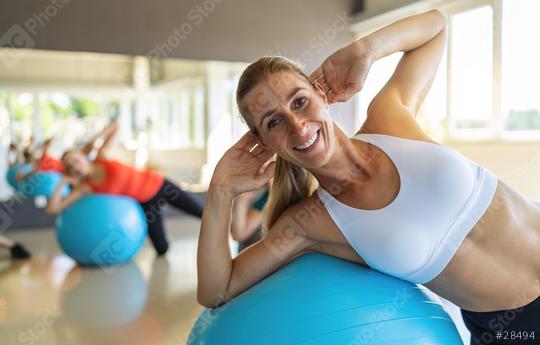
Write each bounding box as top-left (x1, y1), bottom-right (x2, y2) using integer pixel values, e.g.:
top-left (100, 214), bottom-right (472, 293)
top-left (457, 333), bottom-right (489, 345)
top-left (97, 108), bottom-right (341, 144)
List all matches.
top-left (424, 179), bottom-right (540, 312)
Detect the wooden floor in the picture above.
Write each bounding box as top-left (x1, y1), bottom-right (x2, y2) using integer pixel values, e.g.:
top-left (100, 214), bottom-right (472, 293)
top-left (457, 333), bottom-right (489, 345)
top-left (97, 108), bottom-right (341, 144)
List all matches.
top-left (0, 216), bottom-right (204, 345)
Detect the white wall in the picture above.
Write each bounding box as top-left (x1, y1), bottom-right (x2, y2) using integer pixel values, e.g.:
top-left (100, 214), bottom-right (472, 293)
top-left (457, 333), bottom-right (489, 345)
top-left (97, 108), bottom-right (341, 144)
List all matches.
top-left (445, 140), bottom-right (540, 201)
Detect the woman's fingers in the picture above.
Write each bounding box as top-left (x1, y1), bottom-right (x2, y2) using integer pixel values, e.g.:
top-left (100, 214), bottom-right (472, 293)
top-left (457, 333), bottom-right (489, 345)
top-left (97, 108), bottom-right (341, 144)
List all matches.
top-left (252, 145), bottom-right (275, 166)
top-left (308, 67), bottom-right (325, 83)
top-left (322, 61), bottom-right (344, 97)
top-left (236, 131), bottom-right (261, 151)
top-left (255, 160), bottom-right (276, 185)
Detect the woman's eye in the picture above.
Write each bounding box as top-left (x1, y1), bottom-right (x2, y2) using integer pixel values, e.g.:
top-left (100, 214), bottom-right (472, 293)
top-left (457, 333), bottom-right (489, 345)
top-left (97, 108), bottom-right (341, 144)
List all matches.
top-left (268, 118), bottom-right (281, 130)
top-left (293, 97), bottom-right (307, 110)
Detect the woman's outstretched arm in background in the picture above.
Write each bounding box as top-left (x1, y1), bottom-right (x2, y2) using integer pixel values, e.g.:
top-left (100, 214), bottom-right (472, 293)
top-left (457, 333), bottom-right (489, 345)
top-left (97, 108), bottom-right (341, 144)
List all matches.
top-left (45, 176), bottom-right (89, 215)
top-left (230, 189), bottom-right (264, 243)
top-left (81, 121), bottom-right (118, 158)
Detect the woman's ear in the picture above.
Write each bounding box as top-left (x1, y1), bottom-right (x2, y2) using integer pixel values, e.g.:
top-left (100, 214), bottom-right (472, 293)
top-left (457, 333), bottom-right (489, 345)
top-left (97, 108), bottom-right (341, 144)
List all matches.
top-left (313, 82), bottom-right (329, 105)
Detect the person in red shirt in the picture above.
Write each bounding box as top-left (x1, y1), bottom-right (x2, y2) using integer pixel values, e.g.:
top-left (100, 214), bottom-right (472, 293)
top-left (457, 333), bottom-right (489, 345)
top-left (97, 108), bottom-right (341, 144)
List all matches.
top-left (46, 121), bottom-right (203, 256)
top-left (15, 137), bottom-right (64, 182)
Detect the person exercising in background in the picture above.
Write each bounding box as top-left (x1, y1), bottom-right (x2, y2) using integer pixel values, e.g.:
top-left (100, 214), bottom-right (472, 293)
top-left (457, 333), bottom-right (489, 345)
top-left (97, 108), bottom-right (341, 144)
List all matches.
top-left (0, 234), bottom-right (31, 259)
top-left (46, 121), bottom-right (204, 256)
top-left (2, 142), bottom-right (31, 259)
top-left (231, 180), bottom-right (270, 253)
top-left (15, 137), bottom-right (64, 182)
top-left (8, 142), bottom-right (20, 167)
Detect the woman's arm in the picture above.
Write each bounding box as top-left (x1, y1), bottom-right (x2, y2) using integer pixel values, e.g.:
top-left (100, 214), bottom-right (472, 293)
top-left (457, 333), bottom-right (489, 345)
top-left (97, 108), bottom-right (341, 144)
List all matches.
top-left (197, 132), bottom-right (315, 308)
top-left (45, 178), bottom-right (89, 215)
top-left (197, 185), bottom-right (315, 308)
top-left (15, 164), bottom-right (37, 182)
top-left (82, 121), bottom-right (118, 157)
top-left (365, 9), bottom-right (447, 115)
top-left (309, 9), bottom-right (447, 115)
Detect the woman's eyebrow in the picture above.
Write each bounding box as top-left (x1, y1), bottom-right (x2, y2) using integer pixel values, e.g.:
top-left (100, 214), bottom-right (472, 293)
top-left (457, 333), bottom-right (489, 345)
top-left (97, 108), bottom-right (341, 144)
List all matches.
top-left (258, 87), bottom-right (305, 127)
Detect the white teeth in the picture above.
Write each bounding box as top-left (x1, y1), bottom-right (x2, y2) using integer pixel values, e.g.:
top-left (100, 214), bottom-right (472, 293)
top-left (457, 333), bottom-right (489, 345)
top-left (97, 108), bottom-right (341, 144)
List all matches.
top-left (295, 131), bottom-right (319, 150)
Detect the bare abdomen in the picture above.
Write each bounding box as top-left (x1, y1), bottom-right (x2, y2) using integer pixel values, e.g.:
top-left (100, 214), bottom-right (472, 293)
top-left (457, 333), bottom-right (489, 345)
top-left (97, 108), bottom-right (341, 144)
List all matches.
top-left (424, 179), bottom-right (540, 312)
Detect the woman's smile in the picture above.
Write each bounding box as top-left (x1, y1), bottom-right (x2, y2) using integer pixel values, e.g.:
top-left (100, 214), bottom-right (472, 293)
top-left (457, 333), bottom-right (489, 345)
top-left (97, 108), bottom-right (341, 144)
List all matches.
top-left (293, 128), bottom-right (321, 153)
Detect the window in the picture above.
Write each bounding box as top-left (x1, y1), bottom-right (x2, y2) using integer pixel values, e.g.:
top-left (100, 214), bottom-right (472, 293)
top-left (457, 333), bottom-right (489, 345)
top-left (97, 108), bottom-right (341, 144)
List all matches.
top-left (39, 93), bottom-right (120, 148)
top-left (449, 6), bottom-right (493, 133)
top-left (150, 82), bottom-right (206, 149)
top-left (418, 49), bottom-right (447, 139)
top-left (502, 0), bottom-right (540, 133)
top-left (353, 0), bottom-right (540, 141)
top-left (8, 92), bottom-right (34, 141)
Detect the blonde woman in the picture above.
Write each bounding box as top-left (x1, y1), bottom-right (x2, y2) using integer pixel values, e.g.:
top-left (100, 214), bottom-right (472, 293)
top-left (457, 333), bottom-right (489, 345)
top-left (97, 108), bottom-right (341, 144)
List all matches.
top-left (198, 10), bottom-right (540, 344)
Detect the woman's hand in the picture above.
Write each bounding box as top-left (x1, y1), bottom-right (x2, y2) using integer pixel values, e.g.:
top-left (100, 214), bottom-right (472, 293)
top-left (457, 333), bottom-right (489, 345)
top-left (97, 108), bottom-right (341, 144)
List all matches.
top-left (210, 132), bottom-right (276, 197)
top-left (309, 40), bottom-right (373, 103)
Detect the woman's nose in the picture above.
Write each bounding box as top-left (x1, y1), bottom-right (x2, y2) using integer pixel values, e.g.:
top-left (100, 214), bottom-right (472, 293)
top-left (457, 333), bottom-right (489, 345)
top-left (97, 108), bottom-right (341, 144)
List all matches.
top-left (287, 114), bottom-right (307, 136)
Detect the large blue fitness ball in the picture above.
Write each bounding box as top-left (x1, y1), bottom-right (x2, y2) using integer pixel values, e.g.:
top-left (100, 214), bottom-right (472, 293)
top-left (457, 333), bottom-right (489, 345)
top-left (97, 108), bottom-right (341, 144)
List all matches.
top-left (188, 253), bottom-right (462, 345)
top-left (18, 171), bottom-right (70, 198)
top-left (56, 194), bottom-right (147, 266)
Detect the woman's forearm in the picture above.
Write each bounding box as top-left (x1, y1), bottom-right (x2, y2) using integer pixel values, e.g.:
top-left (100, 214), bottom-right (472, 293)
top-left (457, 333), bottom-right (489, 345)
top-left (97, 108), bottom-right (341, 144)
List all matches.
top-left (360, 9), bottom-right (447, 61)
top-left (197, 185), bottom-right (236, 307)
top-left (45, 180), bottom-right (69, 215)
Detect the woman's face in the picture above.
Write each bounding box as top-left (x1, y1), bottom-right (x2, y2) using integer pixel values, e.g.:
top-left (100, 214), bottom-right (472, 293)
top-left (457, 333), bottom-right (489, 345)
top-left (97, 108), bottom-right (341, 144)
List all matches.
top-left (243, 71), bottom-right (336, 169)
top-left (62, 151), bottom-right (91, 178)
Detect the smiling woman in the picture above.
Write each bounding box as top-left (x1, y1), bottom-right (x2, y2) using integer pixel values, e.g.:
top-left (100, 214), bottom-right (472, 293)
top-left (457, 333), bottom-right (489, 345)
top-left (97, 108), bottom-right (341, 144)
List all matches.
top-left (198, 9), bottom-right (540, 345)
top-left (235, 58), bottom-right (332, 229)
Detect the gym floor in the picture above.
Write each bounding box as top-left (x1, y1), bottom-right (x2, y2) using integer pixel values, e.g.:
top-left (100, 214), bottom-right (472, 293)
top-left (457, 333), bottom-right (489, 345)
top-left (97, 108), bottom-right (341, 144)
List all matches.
top-left (0, 216), bottom-right (203, 345)
top-left (0, 215), bottom-right (473, 344)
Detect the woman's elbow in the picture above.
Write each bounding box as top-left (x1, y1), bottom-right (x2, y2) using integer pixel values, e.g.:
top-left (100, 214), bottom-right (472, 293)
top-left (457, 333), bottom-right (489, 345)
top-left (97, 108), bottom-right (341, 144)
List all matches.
top-left (429, 9), bottom-right (448, 28)
top-left (197, 289), bottom-right (230, 309)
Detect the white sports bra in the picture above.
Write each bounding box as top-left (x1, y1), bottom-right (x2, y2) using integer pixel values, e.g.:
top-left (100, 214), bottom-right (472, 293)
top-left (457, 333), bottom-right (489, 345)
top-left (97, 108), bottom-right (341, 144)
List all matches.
top-left (317, 133), bottom-right (498, 284)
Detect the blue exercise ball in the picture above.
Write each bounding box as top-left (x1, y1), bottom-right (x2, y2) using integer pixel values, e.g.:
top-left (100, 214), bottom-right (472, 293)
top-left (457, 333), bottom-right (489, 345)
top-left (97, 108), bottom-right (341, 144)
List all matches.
top-left (18, 171), bottom-right (70, 197)
top-left (56, 194), bottom-right (148, 266)
top-left (188, 253), bottom-right (462, 345)
top-left (6, 164), bottom-right (32, 189)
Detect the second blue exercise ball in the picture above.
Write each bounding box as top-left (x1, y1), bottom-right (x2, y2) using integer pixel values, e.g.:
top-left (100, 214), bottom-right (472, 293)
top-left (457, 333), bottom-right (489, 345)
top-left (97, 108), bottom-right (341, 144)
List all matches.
top-left (188, 253), bottom-right (463, 345)
top-left (18, 171), bottom-right (70, 198)
top-left (6, 164), bottom-right (31, 189)
top-left (56, 194), bottom-right (147, 266)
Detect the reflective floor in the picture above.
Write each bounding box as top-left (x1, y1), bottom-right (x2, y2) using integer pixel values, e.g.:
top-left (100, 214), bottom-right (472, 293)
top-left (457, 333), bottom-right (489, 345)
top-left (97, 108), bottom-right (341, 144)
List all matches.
top-left (0, 217), bottom-right (203, 345)
top-left (0, 216), bottom-right (471, 345)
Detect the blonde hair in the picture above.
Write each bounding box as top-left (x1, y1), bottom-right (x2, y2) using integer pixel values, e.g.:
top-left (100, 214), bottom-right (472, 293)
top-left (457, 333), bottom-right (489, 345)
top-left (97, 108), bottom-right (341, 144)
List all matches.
top-left (236, 56), bottom-right (318, 231)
